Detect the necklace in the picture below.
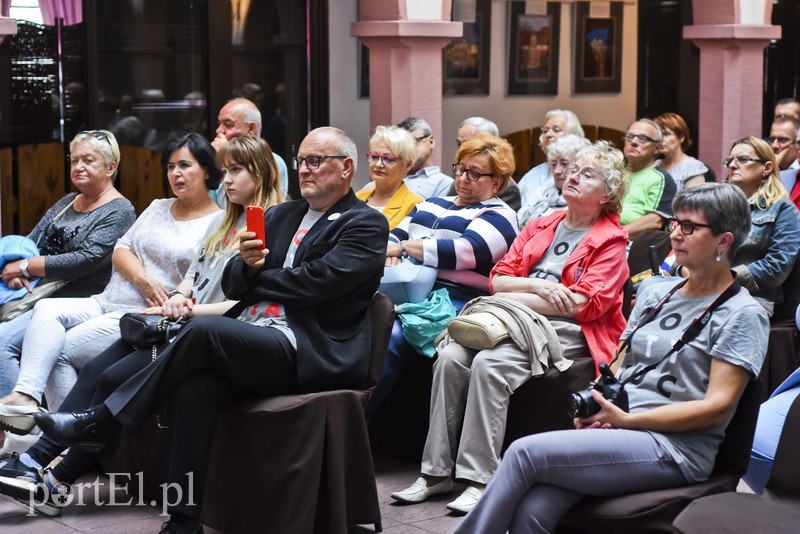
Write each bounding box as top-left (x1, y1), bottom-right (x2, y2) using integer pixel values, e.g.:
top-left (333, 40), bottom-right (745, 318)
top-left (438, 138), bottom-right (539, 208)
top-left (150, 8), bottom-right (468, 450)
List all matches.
top-left (77, 184), bottom-right (114, 210)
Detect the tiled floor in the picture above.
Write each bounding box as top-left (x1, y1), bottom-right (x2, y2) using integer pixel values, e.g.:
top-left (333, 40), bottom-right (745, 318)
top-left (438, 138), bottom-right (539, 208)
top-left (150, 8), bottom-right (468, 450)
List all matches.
top-left (0, 454), bottom-right (465, 534)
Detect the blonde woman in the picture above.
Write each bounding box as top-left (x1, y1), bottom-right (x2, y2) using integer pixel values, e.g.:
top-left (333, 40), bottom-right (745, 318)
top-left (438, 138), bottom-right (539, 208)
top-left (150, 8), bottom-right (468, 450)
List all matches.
top-left (721, 136), bottom-right (800, 315)
top-left (357, 125), bottom-right (422, 229)
top-left (0, 135), bottom-right (284, 517)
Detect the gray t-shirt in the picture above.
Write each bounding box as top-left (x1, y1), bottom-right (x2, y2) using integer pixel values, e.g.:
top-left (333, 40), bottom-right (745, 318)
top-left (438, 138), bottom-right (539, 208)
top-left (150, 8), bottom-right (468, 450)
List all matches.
top-left (618, 279), bottom-right (769, 483)
top-left (184, 212), bottom-right (243, 305)
top-left (528, 221), bottom-right (588, 283)
top-left (236, 208), bottom-right (325, 348)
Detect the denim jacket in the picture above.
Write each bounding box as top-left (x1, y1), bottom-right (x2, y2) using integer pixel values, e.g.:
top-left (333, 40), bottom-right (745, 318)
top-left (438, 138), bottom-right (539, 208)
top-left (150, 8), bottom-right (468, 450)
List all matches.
top-left (732, 197), bottom-right (800, 305)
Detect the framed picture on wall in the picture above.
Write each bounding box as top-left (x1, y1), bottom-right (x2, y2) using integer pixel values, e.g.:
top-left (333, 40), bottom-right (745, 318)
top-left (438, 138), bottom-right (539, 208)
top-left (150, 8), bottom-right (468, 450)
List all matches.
top-left (573, 1), bottom-right (623, 94)
top-left (507, 1), bottom-right (560, 96)
top-left (443, 0), bottom-right (491, 95)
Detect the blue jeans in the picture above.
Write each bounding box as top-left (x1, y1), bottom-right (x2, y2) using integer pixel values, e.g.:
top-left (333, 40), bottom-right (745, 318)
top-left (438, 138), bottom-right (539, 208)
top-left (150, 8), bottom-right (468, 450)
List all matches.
top-left (0, 310), bottom-right (32, 397)
top-left (453, 428), bottom-right (687, 534)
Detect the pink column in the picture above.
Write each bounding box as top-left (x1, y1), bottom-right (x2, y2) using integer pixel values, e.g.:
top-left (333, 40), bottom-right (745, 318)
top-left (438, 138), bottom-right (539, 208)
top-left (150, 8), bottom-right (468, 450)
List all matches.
top-left (684, 1), bottom-right (780, 177)
top-left (351, 19), bottom-right (461, 166)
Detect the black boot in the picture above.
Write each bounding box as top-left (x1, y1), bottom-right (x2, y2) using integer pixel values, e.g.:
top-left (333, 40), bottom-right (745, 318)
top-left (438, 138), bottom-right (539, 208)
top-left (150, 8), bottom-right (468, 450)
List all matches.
top-left (34, 404), bottom-right (117, 451)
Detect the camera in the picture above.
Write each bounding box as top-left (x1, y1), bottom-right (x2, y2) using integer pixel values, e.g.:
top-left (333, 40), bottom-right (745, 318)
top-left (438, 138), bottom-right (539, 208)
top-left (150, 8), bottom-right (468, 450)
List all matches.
top-left (567, 363), bottom-right (629, 419)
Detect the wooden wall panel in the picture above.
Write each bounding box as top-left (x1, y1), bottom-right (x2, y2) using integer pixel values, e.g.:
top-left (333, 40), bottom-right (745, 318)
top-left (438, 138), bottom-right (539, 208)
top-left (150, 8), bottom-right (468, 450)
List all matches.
top-left (0, 148), bottom-right (13, 236)
top-left (502, 129), bottom-right (533, 182)
top-left (118, 145), bottom-right (168, 216)
top-left (17, 143), bottom-right (66, 235)
top-left (597, 126), bottom-right (626, 151)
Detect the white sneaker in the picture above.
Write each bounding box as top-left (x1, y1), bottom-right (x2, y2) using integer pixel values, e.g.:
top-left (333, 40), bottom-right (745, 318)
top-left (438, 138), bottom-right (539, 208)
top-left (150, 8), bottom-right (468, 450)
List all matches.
top-left (391, 477), bottom-right (454, 503)
top-left (446, 485), bottom-right (483, 514)
top-left (0, 404), bottom-right (46, 435)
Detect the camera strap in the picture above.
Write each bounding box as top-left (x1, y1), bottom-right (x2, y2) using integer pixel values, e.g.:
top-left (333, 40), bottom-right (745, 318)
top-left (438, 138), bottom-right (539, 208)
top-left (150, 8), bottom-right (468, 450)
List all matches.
top-left (613, 276), bottom-right (741, 387)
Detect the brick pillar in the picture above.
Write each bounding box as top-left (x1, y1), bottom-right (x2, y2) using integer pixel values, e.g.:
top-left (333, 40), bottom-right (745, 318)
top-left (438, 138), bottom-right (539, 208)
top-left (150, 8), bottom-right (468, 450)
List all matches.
top-left (351, 1), bottom-right (461, 166)
top-left (684, 1), bottom-right (780, 177)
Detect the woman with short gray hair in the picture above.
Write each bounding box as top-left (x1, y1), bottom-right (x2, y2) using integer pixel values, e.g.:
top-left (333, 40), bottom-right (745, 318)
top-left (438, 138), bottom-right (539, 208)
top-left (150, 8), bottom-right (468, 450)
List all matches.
top-left (454, 182), bottom-right (769, 533)
top-left (517, 134), bottom-right (590, 226)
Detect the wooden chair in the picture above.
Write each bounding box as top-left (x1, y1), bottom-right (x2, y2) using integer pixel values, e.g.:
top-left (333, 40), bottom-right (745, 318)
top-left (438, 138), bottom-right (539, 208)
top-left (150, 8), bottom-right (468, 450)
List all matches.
top-left (555, 379), bottom-right (762, 534)
top-left (502, 129), bottom-right (533, 182)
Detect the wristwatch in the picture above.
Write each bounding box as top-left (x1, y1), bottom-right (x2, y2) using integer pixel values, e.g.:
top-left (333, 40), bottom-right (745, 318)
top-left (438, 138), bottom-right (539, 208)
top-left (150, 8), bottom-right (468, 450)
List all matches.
top-left (19, 259), bottom-right (30, 278)
top-left (400, 240), bottom-right (408, 259)
top-left (168, 289), bottom-right (187, 299)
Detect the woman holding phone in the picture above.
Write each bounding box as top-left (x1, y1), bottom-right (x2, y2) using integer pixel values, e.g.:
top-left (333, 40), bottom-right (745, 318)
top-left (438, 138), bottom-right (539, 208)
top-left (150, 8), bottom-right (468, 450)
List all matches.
top-left (0, 135), bottom-right (284, 517)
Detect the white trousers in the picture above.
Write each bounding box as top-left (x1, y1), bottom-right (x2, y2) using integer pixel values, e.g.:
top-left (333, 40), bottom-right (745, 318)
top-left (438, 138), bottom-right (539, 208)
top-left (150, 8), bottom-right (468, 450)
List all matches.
top-left (15, 297), bottom-right (123, 409)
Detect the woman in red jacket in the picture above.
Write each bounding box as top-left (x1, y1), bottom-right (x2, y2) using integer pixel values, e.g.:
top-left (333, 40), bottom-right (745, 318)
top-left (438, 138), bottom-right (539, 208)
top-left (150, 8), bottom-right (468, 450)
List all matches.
top-left (391, 141), bottom-right (630, 515)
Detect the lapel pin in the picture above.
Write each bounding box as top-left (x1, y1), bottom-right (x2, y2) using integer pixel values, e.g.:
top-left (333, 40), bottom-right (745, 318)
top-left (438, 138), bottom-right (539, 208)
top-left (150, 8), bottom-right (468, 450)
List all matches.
top-left (328, 213), bottom-right (341, 221)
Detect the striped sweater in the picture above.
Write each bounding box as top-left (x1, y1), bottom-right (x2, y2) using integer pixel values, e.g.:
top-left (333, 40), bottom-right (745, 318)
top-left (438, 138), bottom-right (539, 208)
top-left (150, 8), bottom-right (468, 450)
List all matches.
top-left (390, 196), bottom-right (519, 295)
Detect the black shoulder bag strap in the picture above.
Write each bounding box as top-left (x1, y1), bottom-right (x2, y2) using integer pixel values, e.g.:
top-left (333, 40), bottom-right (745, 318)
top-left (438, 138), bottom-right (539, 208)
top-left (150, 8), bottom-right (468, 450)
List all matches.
top-left (611, 277), bottom-right (742, 386)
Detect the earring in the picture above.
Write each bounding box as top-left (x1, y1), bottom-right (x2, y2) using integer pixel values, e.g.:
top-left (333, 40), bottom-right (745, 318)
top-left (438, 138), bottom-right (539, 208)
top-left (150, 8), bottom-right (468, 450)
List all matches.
top-left (715, 251), bottom-right (721, 262)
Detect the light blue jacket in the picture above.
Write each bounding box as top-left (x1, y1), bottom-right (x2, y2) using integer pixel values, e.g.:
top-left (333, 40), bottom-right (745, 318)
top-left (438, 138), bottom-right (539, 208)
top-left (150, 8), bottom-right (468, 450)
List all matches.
top-left (732, 196), bottom-right (800, 305)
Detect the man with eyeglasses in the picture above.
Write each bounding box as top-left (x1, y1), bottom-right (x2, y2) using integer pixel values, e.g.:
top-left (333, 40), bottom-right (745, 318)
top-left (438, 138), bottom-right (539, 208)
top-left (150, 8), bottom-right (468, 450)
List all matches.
top-left (33, 126), bottom-right (390, 532)
top-left (392, 117), bottom-right (455, 199)
top-left (619, 119), bottom-right (677, 239)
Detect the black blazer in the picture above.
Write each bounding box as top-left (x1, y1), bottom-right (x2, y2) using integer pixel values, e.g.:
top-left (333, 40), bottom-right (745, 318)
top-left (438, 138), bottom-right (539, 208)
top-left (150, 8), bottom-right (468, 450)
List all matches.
top-left (222, 189), bottom-right (389, 392)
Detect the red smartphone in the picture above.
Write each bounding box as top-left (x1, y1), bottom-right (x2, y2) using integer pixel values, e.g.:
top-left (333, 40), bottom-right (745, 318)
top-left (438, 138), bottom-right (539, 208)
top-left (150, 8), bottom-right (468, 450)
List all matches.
top-left (245, 205), bottom-right (266, 249)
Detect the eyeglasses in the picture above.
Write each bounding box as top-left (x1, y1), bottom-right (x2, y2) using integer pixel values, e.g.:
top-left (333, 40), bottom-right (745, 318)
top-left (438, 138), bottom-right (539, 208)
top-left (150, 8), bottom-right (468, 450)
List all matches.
top-left (366, 152), bottom-right (400, 166)
top-left (623, 133), bottom-right (658, 144)
top-left (768, 136), bottom-right (793, 145)
top-left (723, 155), bottom-right (766, 167)
top-left (667, 218), bottom-right (713, 235)
top-left (79, 130), bottom-right (112, 146)
top-left (565, 164), bottom-right (600, 182)
top-left (662, 130), bottom-right (676, 137)
top-left (292, 155), bottom-right (347, 170)
top-left (452, 163), bottom-right (494, 182)
top-left (414, 134), bottom-right (431, 143)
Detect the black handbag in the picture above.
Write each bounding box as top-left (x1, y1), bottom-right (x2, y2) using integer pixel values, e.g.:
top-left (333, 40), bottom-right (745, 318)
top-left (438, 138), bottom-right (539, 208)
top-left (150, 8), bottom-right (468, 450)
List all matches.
top-left (119, 313), bottom-right (185, 348)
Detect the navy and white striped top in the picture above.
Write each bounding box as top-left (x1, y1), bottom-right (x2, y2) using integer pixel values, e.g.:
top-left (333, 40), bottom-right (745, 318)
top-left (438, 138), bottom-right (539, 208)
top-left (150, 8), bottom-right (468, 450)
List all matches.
top-left (390, 196), bottom-right (519, 296)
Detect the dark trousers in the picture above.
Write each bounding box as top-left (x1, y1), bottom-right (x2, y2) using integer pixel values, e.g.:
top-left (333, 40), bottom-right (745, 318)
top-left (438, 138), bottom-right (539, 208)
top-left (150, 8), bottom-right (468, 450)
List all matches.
top-left (29, 338), bottom-right (154, 483)
top-left (103, 316), bottom-right (298, 517)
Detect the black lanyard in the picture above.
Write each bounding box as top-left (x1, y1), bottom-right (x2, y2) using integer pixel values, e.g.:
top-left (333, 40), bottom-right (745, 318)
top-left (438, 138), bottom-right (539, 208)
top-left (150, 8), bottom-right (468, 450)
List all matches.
top-left (613, 276), bottom-right (741, 386)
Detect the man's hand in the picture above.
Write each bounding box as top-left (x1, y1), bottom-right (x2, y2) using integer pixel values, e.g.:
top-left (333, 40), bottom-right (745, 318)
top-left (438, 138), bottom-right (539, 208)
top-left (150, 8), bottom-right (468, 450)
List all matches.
top-left (239, 230), bottom-right (269, 276)
top-left (211, 133), bottom-right (228, 151)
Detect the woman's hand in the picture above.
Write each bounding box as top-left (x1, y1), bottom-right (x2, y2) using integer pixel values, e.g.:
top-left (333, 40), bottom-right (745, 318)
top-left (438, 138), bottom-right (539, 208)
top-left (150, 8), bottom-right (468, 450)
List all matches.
top-left (574, 390), bottom-right (629, 430)
top-left (385, 256), bottom-right (402, 267)
top-left (529, 279), bottom-right (582, 315)
top-left (162, 295), bottom-right (193, 320)
top-left (136, 306), bottom-right (163, 315)
top-left (135, 276), bottom-right (169, 307)
top-left (2, 261), bottom-right (25, 283)
top-left (5, 276), bottom-right (32, 292)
